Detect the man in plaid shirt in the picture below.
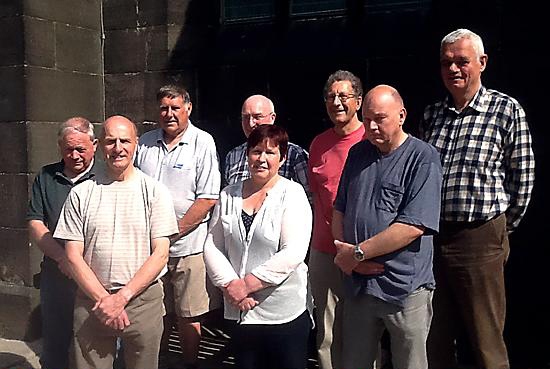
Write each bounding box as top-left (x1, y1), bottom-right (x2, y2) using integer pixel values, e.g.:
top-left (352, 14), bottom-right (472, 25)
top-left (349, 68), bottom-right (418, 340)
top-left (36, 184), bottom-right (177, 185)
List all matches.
top-left (420, 29), bottom-right (535, 369)
top-left (224, 94), bottom-right (311, 203)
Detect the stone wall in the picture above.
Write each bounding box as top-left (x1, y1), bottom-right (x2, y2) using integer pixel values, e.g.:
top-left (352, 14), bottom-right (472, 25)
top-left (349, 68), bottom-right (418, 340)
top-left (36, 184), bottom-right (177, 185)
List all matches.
top-left (0, 0), bottom-right (103, 339)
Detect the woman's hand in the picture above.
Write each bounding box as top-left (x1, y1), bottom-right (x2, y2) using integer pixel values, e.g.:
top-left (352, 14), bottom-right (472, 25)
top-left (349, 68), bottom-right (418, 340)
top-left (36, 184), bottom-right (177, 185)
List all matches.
top-left (237, 297), bottom-right (258, 311)
top-left (224, 279), bottom-right (249, 305)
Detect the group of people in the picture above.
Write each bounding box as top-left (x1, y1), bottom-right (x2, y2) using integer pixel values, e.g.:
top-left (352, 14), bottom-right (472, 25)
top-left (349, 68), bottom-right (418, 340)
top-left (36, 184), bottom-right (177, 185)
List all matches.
top-left (27, 28), bottom-right (534, 369)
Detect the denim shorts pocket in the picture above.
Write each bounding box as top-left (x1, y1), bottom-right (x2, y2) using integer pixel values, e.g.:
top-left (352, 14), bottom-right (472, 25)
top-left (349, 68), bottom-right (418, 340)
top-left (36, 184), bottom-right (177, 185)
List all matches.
top-left (375, 182), bottom-right (404, 213)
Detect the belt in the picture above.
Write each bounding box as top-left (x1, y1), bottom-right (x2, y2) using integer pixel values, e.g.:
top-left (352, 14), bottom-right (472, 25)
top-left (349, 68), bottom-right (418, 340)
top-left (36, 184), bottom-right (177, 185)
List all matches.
top-left (108, 279), bottom-right (158, 294)
top-left (440, 213), bottom-right (504, 230)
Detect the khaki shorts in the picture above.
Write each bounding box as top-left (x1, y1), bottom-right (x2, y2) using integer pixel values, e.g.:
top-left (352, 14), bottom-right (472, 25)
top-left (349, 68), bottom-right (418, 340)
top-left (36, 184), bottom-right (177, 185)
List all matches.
top-left (162, 253), bottom-right (222, 318)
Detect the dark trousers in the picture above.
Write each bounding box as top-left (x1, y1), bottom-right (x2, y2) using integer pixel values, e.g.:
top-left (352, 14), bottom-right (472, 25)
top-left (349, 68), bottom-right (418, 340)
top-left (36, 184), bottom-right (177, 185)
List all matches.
top-left (428, 214), bottom-right (510, 369)
top-left (232, 310), bottom-right (312, 369)
top-left (39, 259), bottom-right (77, 369)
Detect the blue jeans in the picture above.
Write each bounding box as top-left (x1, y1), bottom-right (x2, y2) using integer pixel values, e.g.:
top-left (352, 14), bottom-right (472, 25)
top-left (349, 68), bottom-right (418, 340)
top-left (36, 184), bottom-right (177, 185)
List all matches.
top-left (39, 259), bottom-right (77, 369)
top-left (343, 287), bottom-right (433, 369)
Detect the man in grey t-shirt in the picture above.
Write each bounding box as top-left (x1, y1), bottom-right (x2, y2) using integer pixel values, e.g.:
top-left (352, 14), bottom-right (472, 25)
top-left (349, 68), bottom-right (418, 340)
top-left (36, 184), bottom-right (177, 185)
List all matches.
top-left (332, 85), bottom-right (442, 369)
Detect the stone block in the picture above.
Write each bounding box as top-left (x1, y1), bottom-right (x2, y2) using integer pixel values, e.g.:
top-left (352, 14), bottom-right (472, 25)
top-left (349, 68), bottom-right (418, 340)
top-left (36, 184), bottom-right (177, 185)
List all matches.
top-left (26, 122), bottom-right (61, 174)
top-left (0, 228), bottom-right (40, 287)
top-left (24, 0), bottom-right (101, 30)
top-left (145, 25), bottom-right (169, 71)
top-left (167, 0), bottom-right (190, 25)
top-left (25, 67), bottom-right (104, 122)
top-left (0, 283), bottom-right (41, 340)
top-left (24, 16), bottom-right (55, 68)
top-left (0, 16), bottom-right (24, 66)
top-left (0, 0), bottom-right (22, 18)
top-left (105, 73), bottom-right (145, 123)
top-left (138, 0), bottom-right (167, 27)
top-left (103, 0), bottom-right (138, 30)
top-left (56, 23), bottom-right (102, 73)
top-left (0, 122), bottom-right (28, 173)
top-left (0, 66), bottom-right (25, 122)
top-left (104, 29), bottom-right (146, 73)
top-left (0, 174), bottom-right (30, 228)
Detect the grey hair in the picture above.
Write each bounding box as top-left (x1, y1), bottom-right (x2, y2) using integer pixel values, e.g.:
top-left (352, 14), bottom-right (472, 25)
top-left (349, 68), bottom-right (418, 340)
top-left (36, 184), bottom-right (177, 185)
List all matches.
top-left (323, 70), bottom-right (363, 99)
top-left (157, 84), bottom-right (191, 103)
top-left (57, 117), bottom-right (95, 143)
top-left (441, 28), bottom-right (485, 58)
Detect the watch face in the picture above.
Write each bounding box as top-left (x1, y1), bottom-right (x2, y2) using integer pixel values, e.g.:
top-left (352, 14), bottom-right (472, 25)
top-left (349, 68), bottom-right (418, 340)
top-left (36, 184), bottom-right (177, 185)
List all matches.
top-left (354, 246), bottom-right (365, 261)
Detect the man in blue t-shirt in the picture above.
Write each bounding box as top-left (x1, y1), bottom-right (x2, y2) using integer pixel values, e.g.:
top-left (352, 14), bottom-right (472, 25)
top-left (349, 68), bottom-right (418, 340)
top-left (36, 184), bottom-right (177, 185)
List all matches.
top-left (332, 85), bottom-right (442, 369)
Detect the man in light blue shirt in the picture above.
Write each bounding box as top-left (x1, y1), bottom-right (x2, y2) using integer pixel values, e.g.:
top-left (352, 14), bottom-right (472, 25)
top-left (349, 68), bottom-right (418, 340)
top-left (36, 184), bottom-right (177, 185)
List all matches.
top-left (135, 84), bottom-right (221, 369)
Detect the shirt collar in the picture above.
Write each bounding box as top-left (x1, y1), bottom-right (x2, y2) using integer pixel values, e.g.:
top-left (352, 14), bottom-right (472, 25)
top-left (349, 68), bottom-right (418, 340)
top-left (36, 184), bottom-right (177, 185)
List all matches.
top-left (443, 85), bottom-right (487, 114)
top-left (155, 120), bottom-right (196, 147)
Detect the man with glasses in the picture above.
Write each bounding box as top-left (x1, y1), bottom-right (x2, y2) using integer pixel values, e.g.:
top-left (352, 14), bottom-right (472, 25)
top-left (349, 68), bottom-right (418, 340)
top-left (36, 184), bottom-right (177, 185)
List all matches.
top-left (224, 94), bottom-right (311, 202)
top-left (308, 70), bottom-right (379, 369)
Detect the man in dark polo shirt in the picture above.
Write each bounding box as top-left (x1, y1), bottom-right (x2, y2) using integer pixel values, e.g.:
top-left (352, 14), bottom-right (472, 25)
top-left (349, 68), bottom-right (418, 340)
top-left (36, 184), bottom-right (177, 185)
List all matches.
top-left (27, 117), bottom-right (98, 369)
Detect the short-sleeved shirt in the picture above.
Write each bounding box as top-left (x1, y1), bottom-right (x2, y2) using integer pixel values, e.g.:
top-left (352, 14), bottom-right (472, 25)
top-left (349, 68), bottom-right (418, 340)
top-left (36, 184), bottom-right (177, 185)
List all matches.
top-left (27, 160), bottom-right (97, 262)
top-left (224, 141), bottom-right (312, 203)
top-left (53, 169), bottom-right (178, 289)
top-left (334, 136), bottom-right (442, 306)
top-left (135, 122), bottom-right (221, 257)
top-left (308, 125), bottom-right (365, 254)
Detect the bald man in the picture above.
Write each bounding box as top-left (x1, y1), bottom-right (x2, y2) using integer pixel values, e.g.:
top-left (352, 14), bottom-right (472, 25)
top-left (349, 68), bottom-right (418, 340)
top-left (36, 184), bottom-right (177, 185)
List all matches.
top-left (224, 94), bottom-right (311, 201)
top-left (332, 85), bottom-right (442, 369)
top-left (54, 115), bottom-right (178, 369)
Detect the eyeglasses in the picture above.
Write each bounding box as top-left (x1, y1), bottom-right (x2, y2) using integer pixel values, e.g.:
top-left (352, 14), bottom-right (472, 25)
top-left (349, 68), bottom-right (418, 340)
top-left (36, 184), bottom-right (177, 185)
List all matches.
top-left (324, 93), bottom-right (356, 103)
top-left (241, 113), bottom-right (272, 122)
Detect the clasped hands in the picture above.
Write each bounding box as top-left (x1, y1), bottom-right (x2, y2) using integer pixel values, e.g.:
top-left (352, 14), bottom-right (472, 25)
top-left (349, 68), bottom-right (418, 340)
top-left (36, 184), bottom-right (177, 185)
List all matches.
top-left (92, 291), bottom-right (131, 331)
top-left (223, 278), bottom-right (258, 312)
top-left (334, 240), bottom-right (384, 276)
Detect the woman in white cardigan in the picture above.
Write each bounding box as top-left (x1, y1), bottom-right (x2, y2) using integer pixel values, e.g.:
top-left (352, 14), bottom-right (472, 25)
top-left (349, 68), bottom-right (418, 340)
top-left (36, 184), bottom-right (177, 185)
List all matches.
top-left (204, 124), bottom-right (313, 369)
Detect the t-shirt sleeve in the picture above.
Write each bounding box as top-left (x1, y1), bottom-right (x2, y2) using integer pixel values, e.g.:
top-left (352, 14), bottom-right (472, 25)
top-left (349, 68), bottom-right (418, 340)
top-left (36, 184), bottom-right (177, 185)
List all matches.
top-left (333, 150), bottom-right (353, 213)
top-left (27, 172), bottom-right (45, 222)
top-left (395, 150), bottom-right (442, 234)
top-left (150, 184), bottom-right (179, 239)
top-left (53, 189), bottom-right (85, 242)
top-left (196, 136), bottom-right (221, 199)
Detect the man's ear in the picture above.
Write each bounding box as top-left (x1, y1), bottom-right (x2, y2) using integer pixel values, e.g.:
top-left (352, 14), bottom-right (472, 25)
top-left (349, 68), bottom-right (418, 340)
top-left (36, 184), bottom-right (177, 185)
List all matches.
top-left (480, 54), bottom-right (488, 72)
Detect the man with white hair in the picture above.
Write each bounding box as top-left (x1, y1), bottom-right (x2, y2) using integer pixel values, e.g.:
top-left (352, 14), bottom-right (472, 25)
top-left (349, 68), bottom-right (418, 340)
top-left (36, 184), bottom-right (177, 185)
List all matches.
top-left (27, 117), bottom-right (98, 369)
top-left (420, 28), bottom-right (535, 369)
top-left (224, 94), bottom-right (310, 202)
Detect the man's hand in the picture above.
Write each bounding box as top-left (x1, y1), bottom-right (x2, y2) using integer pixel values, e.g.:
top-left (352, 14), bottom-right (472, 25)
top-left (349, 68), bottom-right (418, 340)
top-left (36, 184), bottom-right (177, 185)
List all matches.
top-left (354, 261), bottom-right (384, 275)
top-left (224, 279), bottom-right (249, 306)
top-left (92, 293), bottom-right (128, 326)
top-left (105, 309), bottom-right (130, 330)
top-left (334, 240), bottom-right (359, 275)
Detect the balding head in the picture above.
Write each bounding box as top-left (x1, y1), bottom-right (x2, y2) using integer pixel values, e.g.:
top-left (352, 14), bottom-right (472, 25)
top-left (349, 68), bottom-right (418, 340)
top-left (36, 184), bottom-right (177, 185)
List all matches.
top-left (241, 95), bottom-right (276, 138)
top-left (100, 115), bottom-right (138, 180)
top-left (362, 85), bottom-right (408, 154)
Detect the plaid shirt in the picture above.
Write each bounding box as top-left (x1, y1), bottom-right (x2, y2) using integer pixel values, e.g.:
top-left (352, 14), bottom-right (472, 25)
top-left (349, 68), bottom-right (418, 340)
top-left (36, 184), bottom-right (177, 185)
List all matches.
top-left (223, 142), bottom-right (312, 203)
top-left (419, 86), bottom-right (535, 231)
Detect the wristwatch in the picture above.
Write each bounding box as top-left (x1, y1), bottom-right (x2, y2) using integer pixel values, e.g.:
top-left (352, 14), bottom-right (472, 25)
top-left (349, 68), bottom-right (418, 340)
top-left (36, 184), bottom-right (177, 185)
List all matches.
top-left (353, 244), bottom-right (365, 262)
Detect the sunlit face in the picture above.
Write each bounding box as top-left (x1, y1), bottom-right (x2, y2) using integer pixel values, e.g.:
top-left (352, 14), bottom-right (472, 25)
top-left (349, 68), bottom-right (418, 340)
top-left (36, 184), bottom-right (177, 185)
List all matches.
top-left (362, 92), bottom-right (406, 154)
top-left (247, 139), bottom-right (285, 182)
top-left (100, 118), bottom-right (137, 175)
top-left (158, 95), bottom-right (192, 141)
top-left (440, 38), bottom-right (487, 99)
top-left (325, 80), bottom-right (362, 127)
top-left (241, 98), bottom-right (275, 138)
top-left (59, 130), bottom-right (97, 177)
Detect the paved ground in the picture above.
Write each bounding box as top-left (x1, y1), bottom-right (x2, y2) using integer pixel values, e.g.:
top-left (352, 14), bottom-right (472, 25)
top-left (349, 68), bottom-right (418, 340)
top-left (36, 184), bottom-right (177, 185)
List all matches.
top-left (0, 321), bottom-right (319, 369)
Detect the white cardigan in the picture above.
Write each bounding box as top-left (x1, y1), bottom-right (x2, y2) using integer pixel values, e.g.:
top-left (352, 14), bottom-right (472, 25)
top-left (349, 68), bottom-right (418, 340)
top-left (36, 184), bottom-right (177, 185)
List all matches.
top-left (204, 177), bottom-right (313, 324)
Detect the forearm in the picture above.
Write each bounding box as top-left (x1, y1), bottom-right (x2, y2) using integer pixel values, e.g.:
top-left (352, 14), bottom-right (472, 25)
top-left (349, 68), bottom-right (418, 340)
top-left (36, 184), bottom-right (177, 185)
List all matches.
top-left (66, 247), bottom-right (109, 301)
top-left (244, 273), bottom-right (270, 294)
top-left (174, 198), bottom-right (217, 240)
top-left (359, 222), bottom-right (424, 259)
top-left (118, 238), bottom-right (169, 303)
top-left (28, 220), bottom-right (66, 261)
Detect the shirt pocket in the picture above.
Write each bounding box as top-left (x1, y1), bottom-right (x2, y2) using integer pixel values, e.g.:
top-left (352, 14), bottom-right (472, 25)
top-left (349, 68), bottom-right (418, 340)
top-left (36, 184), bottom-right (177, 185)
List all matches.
top-left (375, 182), bottom-right (404, 213)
